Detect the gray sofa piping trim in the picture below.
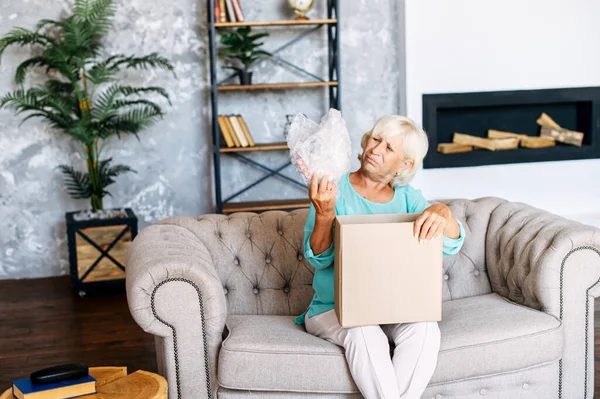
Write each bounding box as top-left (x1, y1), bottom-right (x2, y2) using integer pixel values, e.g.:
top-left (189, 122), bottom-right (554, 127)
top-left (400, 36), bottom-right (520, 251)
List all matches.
top-left (151, 277), bottom-right (212, 399)
top-left (558, 246), bottom-right (600, 399)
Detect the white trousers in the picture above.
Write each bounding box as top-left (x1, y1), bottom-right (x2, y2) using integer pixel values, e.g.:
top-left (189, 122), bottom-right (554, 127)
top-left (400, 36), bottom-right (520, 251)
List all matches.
top-left (305, 310), bottom-right (440, 399)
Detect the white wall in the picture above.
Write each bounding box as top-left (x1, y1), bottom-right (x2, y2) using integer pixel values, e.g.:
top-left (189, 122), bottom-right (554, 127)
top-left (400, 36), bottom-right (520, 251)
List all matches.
top-left (404, 0), bottom-right (600, 218)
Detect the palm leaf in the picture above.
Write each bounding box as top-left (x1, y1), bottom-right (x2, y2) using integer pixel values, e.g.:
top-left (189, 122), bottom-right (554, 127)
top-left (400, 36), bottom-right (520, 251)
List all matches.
top-left (14, 56), bottom-right (49, 84)
top-left (18, 112), bottom-right (51, 127)
top-left (111, 53), bottom-right (176, 76)
top-left (99, 105), bottom-right (163, 139)
top-left (86, 54), bottom-right (126, 84)
top-left (93, 85), bottom-right (171, 120)
top-left (220, 33), bottom-right (244, 47)
top-left (73, 0), bottom-right (115, 38)
top-left (0, 27), bottom-right (54, 58)
top-left (73, 0), bottom-right (116, 25)
top-left (29, 85), bottom-right (76, 117)
top-left (56, 164), bottom-right (91, 199)
top-left (73, 0), bottom-right (93, 21)
top-left (12, 105), bottom-right (74, 130)
top-left (46, 79), bottom-right (76, 94)
top-left (60, 18), bottom-right (96, 58)
top-left (218, 48), bottom-right (242, 57)
top-left (87, 61), bottom-right (117, 85)
top-left (98, 158), bottom-right (135, 190)
top-left (92, 84), bottom-right (123, 119)
top-left (0, 90), bottom-right (72, 129)
top-left (120, 105), bottom-right (164, 123)
top-left (252, 50), bottom-right (271, 57)
top-left (65, 120), bottom-right (94, 142)
top-left (247, 33), bottom-right (269, 41)
top-left (88, 0), bottom-right (116, 26)
top-left (237, 27), bottom-right (251, 37)
top-left (35, 18), bottom-right (62, 32)
top-left (41, 46), bottom-right (80, 81)
top-left (113, 99), bottom-right (162, 113)
top-left (0, 89), bottom-right (41, 113)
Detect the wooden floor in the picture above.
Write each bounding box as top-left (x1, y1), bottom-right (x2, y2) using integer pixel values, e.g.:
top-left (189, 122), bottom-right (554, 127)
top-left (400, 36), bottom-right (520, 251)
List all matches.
top-left (0, 276), bottom-right (599, 394)
top-left (0, 277), bottom-right (156, 387)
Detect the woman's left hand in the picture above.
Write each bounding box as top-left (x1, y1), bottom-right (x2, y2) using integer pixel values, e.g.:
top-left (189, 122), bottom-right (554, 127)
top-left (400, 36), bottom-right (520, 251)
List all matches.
top-left (413, 204), bottom-right (451, 243)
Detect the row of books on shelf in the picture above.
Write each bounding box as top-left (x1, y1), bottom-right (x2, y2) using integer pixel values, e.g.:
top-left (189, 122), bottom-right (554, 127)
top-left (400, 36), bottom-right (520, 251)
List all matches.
top-left (215, 0), bottom-right (246, 23)
top-left (218, 115), bottom-right (256, 148)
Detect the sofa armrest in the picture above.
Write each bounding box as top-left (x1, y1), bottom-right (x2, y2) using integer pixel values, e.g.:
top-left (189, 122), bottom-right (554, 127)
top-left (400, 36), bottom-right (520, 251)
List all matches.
top-left (486, 202), bottom-right (600, 399)
top-left (126, 217), bottom-right (227, 399)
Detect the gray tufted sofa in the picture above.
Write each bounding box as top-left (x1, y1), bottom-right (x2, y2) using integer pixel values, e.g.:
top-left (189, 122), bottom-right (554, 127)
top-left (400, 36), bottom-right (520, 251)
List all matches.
top-left (126, 197), bottom-right (600, 399)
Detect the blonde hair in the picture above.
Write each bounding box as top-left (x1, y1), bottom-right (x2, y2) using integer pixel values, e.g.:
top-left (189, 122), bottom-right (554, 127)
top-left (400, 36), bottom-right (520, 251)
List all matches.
top-left (359, 115), bottom-right (429, 187)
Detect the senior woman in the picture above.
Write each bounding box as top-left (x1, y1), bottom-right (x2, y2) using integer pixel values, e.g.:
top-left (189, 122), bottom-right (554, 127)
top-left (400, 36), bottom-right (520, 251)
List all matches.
top-left (293, 115), bottom-right (465, 399)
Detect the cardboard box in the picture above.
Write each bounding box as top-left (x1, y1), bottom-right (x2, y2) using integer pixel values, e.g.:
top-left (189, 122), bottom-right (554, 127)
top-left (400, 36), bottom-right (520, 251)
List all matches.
top-left (334, 213), bottom-right (443, 327)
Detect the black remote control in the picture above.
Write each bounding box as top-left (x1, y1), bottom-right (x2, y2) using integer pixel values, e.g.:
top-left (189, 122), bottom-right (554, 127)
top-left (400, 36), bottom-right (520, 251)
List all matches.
top-left (30, 363), bottom-right (89, 385)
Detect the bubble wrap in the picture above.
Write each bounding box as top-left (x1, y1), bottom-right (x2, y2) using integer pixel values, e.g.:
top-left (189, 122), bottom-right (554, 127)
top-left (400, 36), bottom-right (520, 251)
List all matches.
top-left (287, 108), bottom-right (352, 186)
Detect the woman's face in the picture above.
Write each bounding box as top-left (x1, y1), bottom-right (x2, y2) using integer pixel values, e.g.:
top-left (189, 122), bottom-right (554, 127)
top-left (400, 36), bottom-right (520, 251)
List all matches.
top-left (361, 134), bottom-right (413, 182)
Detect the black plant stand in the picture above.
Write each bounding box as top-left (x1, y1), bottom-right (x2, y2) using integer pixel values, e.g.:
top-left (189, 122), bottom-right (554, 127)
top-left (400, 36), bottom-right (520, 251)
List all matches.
top-left (66, 208), bottom-right (138, 297)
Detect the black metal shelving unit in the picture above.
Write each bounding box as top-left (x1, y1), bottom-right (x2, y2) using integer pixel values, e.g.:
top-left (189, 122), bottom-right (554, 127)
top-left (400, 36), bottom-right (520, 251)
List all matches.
top-left (207, 0), bottom-right (341, 214)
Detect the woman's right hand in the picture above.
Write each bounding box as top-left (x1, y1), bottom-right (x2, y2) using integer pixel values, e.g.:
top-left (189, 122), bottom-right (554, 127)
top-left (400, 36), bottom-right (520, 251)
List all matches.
top-left (309, 171), bottom-right (336, 219)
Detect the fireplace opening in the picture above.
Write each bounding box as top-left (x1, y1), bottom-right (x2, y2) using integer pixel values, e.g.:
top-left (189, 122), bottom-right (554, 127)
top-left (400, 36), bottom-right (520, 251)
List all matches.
top-left (422, 87), bottom-right (600, 169)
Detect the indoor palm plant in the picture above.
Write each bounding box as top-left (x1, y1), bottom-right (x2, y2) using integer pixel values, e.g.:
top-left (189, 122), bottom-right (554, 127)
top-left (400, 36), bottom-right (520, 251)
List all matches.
top-left (0, 0), bottom-right (174, 213)
top-left (218, 27), bottom-right (271, 85)
top-left (0, 0), bottom-right (174, 296)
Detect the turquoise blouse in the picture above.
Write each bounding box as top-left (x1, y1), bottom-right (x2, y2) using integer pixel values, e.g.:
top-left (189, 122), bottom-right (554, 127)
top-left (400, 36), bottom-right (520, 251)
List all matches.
top-left (294, 172), bottom-right (465, 325)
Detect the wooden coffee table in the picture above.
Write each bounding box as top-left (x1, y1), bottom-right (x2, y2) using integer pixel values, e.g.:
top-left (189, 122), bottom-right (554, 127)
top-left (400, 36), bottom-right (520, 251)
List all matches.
top-left (0, 367), bottom-right (167, 399)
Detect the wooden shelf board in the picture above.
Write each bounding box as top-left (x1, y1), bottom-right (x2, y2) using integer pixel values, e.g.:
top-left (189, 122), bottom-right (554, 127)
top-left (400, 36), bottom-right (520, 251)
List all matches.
top-left (223, 199), bottom-right (310, 213)
top-left (215, 19), bottom-right (337, 28)
top-left (218, 81), bottom-right (338, 91)
top-left (220, 142), bottom-right (289, 153)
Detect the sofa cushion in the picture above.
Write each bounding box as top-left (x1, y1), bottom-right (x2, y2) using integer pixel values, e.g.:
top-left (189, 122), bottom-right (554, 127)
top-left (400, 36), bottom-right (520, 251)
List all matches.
top-left (218, 315), bottom-right (357, 393)
top-left (432, 293), bottom-right (562, 383)
top-left (218, 293), bottom-right (562, 393)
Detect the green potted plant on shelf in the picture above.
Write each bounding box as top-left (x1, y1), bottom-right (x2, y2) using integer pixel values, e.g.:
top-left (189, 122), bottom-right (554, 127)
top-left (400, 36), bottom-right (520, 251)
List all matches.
top-left (218, 27), bottom-right (271, 85)
top-left (0, 0), bottom-right (175, 296)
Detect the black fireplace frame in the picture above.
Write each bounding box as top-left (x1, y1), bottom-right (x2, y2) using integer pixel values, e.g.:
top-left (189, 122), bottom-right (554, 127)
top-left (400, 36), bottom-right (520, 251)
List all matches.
top-left (422, 87), bottom-right (600, 169)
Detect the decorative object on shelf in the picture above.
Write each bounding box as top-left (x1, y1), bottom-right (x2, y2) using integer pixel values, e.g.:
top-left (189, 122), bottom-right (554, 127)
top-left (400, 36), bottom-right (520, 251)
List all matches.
top-left (235, 115), bottom-right (255, 146)
top-left (288, 0), bottom-right (315, 20)
top-left (0, 0), bottom-right (173, 295)
top-left (218, 114), bottom-right (255, 148)
top-left (231, 0), bottom-right (246, 22)
top-left (225, 0), bottom-right (236, 22)
top-left (218, 27), bottom-right (271, 85)
top-left (215, 0), bottom-right (246, 23)
top-left (219, 0), bottom-right (227, 22)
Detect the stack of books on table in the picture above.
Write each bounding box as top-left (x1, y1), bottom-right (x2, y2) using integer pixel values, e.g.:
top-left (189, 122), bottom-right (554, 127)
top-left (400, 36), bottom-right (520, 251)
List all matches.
top-left (218, 114), bottom-right (256, 149)
top-left (12, 363), bottom-right (96, 399)
top-left (12, 375), bottom-right (96, 399)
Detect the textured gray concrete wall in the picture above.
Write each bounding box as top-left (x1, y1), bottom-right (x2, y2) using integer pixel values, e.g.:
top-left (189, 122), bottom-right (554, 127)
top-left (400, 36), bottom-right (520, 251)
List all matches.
top-left (0, 0), bottom-right (401, 279)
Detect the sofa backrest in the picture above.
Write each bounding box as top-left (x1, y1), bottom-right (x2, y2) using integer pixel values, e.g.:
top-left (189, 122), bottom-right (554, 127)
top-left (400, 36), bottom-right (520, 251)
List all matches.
top-left (194, 210), bottom-right (313, 316)
top-left (438, 197), bottom-right (506, 301)
top-left (195, 197), bottom-right (505, 316)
